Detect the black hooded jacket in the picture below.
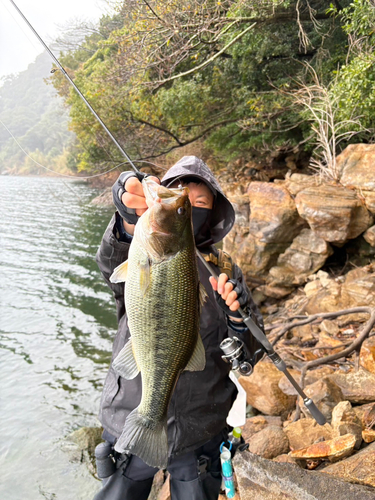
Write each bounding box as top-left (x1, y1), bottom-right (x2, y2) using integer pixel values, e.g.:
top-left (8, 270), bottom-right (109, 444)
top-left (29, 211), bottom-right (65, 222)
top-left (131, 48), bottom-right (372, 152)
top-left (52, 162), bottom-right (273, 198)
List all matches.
top-left (95, 156), bottom-right (264, 457)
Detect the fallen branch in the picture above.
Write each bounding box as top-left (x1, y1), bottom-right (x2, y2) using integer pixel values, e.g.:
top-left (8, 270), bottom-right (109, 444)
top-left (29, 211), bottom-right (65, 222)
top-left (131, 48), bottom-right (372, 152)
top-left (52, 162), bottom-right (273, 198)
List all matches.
top-left (299, 307), bottom-right (375, 386)
top-left (268, 307), bottom-right (373, 345)
top-left (283, 306), bottom-right (375, 421)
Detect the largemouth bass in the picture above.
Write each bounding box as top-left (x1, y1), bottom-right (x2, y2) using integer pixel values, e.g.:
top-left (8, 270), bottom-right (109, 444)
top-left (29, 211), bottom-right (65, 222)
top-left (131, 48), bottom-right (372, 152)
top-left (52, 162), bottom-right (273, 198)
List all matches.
top-left (110, 177), bottom-right (206, 468)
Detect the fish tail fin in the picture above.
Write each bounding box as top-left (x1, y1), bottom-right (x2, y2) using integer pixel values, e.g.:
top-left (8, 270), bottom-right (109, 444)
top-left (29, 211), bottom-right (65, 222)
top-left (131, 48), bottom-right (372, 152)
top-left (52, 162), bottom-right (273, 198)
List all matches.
top-left (114, 408), bottom-right (168, 469)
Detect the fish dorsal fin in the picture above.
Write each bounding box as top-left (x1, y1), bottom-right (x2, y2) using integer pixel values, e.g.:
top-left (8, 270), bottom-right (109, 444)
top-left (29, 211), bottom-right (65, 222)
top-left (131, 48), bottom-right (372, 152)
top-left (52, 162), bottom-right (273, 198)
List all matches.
top-left (184, 334), bottom-right (206, 372)
top-left (113, 338), bottom-right (140, 380)
top-left (110, 260), bottom-right (128, 283)
top-left (199, 282), bottom-right (208, 308)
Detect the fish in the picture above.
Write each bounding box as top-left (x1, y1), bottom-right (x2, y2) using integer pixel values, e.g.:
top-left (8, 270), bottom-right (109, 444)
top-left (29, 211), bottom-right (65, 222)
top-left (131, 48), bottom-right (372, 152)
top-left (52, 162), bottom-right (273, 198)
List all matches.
top-left (109, 177), bottom-right (206, 468)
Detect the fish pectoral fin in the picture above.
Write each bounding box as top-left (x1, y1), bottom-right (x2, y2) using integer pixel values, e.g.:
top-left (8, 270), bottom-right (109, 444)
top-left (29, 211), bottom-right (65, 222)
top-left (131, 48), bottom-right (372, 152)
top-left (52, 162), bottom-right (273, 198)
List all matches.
top-left (199, 282), bottom-right (208, 308)
top-left (113, 338), bottom-right (140, 380)
top-left (184, 334), bottom-right (206, 372)
top-left (110, 260), bottom-right (129, 284)
top-left (139, 256), bottom-right (151, 295)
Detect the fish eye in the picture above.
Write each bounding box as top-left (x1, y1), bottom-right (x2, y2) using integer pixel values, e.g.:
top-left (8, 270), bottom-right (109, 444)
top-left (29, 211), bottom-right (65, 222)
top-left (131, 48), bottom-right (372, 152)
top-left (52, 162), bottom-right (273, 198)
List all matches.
top-left (177, 207), bottom-right (185, 216)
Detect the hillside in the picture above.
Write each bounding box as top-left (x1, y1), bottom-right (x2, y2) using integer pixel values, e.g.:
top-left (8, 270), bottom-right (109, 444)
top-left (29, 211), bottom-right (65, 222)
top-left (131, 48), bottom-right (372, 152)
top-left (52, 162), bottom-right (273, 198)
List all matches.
top-left (0, 51), bottom-right (75, 174)
top-left (51, 0), bottom-right (375, 178)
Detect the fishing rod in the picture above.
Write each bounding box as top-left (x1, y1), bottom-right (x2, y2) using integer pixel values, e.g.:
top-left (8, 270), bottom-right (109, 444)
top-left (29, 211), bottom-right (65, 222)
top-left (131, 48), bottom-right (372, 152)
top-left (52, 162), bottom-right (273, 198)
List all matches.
top-left (196, 251), bottom-right (327, 426)
top-left (8, 0), bottom-right (143, 179)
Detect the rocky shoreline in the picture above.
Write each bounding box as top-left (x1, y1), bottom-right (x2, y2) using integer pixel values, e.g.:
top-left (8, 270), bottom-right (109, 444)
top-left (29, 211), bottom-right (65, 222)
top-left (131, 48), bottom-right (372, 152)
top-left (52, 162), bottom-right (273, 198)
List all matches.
top-left (85, 144), bottom-right (375, 499)
top-left (222, 144), bottom-right (375, 301)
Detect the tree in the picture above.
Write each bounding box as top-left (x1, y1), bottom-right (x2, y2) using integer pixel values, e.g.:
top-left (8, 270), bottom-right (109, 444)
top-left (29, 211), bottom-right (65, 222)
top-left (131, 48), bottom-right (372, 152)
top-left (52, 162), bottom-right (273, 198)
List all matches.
top-left (51, 0), bottom-right (374, 175)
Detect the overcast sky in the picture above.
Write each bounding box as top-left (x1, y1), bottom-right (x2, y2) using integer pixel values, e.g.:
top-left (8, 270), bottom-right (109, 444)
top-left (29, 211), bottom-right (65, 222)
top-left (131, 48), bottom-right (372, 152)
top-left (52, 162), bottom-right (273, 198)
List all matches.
top-left (0, 0), bottom-right (111, 80)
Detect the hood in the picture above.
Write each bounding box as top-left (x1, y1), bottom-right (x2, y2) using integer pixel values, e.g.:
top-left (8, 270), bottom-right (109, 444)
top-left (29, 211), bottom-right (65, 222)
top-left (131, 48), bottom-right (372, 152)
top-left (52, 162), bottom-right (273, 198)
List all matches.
top-left (161, 156), bottom-right (235, 245)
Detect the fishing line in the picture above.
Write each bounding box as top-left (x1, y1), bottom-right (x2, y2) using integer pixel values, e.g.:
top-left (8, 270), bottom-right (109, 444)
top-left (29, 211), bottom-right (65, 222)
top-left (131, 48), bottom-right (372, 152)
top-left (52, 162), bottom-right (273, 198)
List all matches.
top-left (0, 0), bottom-right (44, 55)
top-left (0, 118), bottom-right (165, 179)
top-left (3, 1), bottom-right (169, 184)
top-left (2, 1), bottom-right (166, 207)
top-left (7, 0), bottom-right (142, 176)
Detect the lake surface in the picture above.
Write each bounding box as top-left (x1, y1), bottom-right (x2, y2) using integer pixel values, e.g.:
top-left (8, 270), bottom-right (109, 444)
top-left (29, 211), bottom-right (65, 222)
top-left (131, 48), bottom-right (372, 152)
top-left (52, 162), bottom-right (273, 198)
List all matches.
top-left (0, 176), bottom-right (117, 499)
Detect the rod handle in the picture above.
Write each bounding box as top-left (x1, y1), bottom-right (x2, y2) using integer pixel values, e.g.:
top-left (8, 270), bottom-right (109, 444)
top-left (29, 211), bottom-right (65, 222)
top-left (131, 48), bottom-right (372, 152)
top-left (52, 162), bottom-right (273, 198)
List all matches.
top-left (304, 398), bottom-right (327, 425)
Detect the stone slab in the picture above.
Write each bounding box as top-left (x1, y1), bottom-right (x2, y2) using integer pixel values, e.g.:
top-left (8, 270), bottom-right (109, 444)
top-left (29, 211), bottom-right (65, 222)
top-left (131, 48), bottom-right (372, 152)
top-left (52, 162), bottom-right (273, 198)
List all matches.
top-left (234, 451), bottom-right (375, 500)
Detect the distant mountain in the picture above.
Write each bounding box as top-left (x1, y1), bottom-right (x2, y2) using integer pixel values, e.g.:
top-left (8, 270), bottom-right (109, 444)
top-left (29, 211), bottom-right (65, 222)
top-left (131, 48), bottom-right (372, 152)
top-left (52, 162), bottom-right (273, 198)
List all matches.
top-left (0, 51), bottom-right (75, 174)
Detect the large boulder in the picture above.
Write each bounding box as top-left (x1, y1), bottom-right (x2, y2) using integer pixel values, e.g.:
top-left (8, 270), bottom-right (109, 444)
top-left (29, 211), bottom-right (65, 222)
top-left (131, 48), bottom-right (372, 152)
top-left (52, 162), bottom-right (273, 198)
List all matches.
top-left (338, 143), bottom-right (375, 192)
top-left (222, 184), bottom-right (251, 267)
top-left (340, 267), bottom-right (375, 308)
top-left (225, 184), bottom-right (251, 229)
top-left (304, 266), bottom-right (375, 314)
top-left (248, 425), bottom-right (290, 459)
top-left (359, 336), bottom-right (375, 374)
top-left (328, 369), bottom-right (375, 404)
top-left (284, 419), bottom-right (333, 451)
top-left (267, 229), bottom-right (333, 287)
top-left (284, 173), bottom-right (321, 196)
top-left (295, 184), bottom-right (373, 245)
top-left (234, 450), bottom-right (375, 499)
top-left (337, 143), bottom-right (375, 215)
top-left (226, 181), bottom-right (306, 280)
top-left (247, 182), bottom-right (306, 244)
top-left (239, 361), bottom-right (297, 416)
top-left (224, 232), bottom-right (282, 279)
top-left (322, 441), bottom-right (375, 488)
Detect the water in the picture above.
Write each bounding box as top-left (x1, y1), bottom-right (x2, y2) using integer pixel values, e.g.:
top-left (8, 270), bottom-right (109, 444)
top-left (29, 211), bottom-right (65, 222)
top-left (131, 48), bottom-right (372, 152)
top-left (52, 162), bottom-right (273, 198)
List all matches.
top-left (0, 176), bottom-right (117, 499)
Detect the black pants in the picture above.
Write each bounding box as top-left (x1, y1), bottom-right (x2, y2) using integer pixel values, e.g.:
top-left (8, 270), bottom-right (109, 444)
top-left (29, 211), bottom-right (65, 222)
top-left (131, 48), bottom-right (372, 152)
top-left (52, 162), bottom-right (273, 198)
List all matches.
top-left (93, 430), bottom-right (226, 500)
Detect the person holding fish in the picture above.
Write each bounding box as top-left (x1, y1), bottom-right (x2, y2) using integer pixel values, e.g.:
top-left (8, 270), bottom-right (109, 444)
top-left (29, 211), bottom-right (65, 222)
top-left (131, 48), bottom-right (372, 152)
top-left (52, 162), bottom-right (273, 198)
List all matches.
top-left (94, 156), bottom-right (264, 500)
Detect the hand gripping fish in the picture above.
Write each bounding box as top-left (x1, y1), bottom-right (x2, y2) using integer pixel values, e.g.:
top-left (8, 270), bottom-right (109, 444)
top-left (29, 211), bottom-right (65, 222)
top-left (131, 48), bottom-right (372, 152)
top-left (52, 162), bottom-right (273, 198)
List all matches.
top-left (110, 177), bottom-right (207, 468)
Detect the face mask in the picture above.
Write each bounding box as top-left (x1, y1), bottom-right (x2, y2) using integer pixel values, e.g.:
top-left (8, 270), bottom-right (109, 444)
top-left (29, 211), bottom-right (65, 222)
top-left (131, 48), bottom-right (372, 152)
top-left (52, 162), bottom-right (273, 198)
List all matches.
top-left (192, 207), bottom-right (212, 238)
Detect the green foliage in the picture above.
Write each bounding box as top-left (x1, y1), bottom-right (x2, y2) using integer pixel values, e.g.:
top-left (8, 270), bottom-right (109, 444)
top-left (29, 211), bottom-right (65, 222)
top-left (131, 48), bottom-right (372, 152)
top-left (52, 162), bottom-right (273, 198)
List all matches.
top-left (340, 0), bottom-right (375, 38)
top-left (329, 0), bottom-right (375, 133)
top-left (49, 0), bottom-right (374, 174)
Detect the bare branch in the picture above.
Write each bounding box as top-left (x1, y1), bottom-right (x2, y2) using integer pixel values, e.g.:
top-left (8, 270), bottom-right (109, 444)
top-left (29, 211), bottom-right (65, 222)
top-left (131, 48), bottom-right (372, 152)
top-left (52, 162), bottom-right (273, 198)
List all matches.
top-left (152, 22), bottom-right (257, 87)
top-left (284, 62), bottom-right (368, 181)
top-left (300, 308), bottom-right (375, 387)
top-left (136, 117), bottom-right (241, 159)
top-left (142, 0), bottom-right (166, 25)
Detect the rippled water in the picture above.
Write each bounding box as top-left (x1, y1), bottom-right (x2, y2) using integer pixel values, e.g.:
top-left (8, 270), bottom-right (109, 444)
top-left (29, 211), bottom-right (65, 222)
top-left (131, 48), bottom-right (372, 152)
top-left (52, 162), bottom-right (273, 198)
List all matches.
top-left (0, 176), bottom-right (117, 499)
